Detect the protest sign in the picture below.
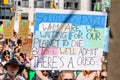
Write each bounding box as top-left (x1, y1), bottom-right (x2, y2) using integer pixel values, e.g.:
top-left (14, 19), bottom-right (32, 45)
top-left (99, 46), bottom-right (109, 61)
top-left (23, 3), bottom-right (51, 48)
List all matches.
top-left (3, 20), bottom-right (14, 39)
top-left (31, 9), bottom-right (107, 70)
top-left (18, 20), bottom-right (29, 38)
top-left (20, 38), bottom-right (32, 54)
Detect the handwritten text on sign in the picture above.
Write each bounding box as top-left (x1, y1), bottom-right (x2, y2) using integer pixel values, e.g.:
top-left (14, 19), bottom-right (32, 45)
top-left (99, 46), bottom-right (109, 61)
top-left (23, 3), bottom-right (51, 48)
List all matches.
top-left (31, 9), bottom-right (107, 70)
top-left (32, 47), bottom-right (102, 70)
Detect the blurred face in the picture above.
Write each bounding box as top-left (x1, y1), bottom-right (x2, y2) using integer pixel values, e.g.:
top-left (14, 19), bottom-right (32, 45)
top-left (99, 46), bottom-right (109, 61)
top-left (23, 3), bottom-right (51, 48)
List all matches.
top-left (4, 54), bottom-right (10, 61)
top-left (0, 45), bottom-right (3, 52)
top-left (62, 73), bottom-right (74, 80)
top-left (7, 64), bottom-right (19, 77)
top-left (42, 70), bottom-right (48, 76)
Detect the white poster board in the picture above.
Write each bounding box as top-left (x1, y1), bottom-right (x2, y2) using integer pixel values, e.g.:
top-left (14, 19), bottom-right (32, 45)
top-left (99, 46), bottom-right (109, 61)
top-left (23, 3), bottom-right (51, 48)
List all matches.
top-left (31, 9), bottom-right (107, 70)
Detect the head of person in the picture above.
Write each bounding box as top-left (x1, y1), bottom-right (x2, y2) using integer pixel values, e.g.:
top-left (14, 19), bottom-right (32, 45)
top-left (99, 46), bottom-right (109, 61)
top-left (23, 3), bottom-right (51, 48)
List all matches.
top-left (2, 50), bottom-right (10, 62)
top-left (100, 70), bottom-right (107, 80)
top-left (57, 70), bottom-right (75, 80)
top-left (13, 46), bottom-right (20, 53)
top-left (3, 58), bottom-right (25, 77)
top-left (41, 70), bottom-right (49, 77)
top-left (19, 53), bottom-right (26, 62)
top-left (17, 39), bottom-right (22, 46)
top-left (0, 42), bottom-right (4, 53)
top-left (13, 31), bottom-right (17, 37)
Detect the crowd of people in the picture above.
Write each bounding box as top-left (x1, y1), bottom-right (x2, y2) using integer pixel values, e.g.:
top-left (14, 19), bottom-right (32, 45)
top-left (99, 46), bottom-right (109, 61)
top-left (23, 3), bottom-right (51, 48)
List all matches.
top-left (0, 31), bottom-right (108, 80)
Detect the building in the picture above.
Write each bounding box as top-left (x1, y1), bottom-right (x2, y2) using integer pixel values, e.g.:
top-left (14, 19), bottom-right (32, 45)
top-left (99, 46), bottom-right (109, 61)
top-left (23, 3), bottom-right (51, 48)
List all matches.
top-left (15, 0), bottom-right (94, 26)
top-left (0, 0), bottom-right (14, 20)
top-left (0, 0), bottom-right (110, 25)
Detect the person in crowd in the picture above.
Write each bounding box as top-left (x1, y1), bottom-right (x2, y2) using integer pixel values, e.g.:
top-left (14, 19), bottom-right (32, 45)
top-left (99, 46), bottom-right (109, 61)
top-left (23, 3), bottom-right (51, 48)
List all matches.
top-left (100, 57), bottom-right (107, 80)
top-left (0, 42), bottom-right (4, 59)
top-left (0, 50), bottom-right (10, 65)
top-left (4, 39), bottom-right (14, 51)
top-left (35, 70), bottom-right (59, 80)
top-left (57, 70), bottom-right (75, 80)
top-left (76, 70), bottom-right (98, 80)
top-left (35, 70), bottom-right (49, 80)
top-left (11, 46), bottom-right (21, 59)
top-left (19, 53), bottom-right (28, 79)
top-left (0, 58), bottom-right (25, 80)
top-left (17, 39), bottom-right (22, 48)
top-left (0, 62), bottom-right (4, 75)
top-left (13, 46), bottom-right (21, 53)
top-left (4, 39), bottom-right (16, 59)
top-left (24, 53), bottom-right (36, 80)
top-left (49, 70), bottom-right (60, 80)
top-left (99, 70), bottom-right (107, 80)
top-left (25, 53), bottom-right (33, 65)
top-left (11, 31), bottom-right (18, 46)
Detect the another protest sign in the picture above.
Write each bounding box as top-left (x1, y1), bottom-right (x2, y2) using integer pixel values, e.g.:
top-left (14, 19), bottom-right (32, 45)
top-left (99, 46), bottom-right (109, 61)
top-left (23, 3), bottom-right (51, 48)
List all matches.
top-left (20, 38), bottom-right (32, 54)
top-left (18, 20), bottom-right (29, 38)
top-left (3, 20), bottom-right (14, 39)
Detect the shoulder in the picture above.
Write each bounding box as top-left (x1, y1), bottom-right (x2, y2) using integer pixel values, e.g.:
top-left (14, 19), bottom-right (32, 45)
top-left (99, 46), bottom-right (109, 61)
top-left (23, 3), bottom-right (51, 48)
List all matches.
top-left (17, 76), bottom-right (25, 80)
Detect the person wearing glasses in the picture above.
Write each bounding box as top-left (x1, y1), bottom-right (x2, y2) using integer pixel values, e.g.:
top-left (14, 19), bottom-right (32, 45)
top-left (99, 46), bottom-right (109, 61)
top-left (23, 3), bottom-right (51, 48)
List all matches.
top-left (57, 70), bottom-right (75, 80)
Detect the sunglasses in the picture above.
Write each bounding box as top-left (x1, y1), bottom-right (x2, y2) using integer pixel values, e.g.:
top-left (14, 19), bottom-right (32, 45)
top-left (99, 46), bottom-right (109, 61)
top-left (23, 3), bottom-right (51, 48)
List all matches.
top-left (64, 79), bottom-right (74, 80)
